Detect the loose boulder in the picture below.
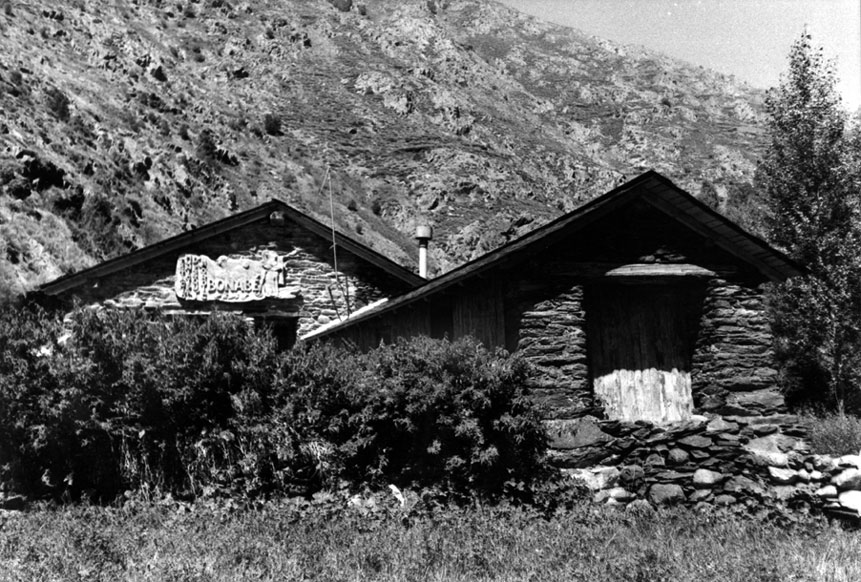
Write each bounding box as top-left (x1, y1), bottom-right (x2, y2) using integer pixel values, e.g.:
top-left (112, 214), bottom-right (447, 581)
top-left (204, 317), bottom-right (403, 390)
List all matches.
top-left (693, 469), bottom-right (724, 488)
top-left (838, 490), bottom-right (861, 513)
top-left (832, 468), bottom-right (861, 490)
top-left (767, 467), bottom-right (797, 485)
top-left (648, 483), bottom-right (684, 505)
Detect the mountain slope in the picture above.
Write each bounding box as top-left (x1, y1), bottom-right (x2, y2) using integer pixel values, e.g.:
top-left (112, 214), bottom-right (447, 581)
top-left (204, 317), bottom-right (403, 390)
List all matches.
top-left (0, 0), bottom-right (767, 300)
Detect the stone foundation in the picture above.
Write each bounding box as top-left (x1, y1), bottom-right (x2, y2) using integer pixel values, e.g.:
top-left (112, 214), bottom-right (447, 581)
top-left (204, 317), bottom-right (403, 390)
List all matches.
top-left (550, 414), bottom-right (861, 516)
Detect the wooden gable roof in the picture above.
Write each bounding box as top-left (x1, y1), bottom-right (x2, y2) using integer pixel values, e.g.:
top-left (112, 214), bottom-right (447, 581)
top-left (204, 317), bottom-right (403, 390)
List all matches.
top-left (305, 170), bottom-right (803, 341)
top-left (36, 199), bottom-right (425, 299)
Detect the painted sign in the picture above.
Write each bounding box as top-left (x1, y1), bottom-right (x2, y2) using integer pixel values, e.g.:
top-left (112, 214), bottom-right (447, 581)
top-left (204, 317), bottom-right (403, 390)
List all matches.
top-left (175, 252), bottom-right (299, 302)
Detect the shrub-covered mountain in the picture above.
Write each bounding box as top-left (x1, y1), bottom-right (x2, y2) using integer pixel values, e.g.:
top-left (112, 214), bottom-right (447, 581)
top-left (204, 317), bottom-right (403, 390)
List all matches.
top-left (0, 0), bottom-right (767, 299)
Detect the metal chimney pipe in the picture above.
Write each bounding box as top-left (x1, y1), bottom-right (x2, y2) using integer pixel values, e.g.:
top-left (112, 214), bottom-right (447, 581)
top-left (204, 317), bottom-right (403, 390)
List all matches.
top-left (415, 225), bottom-right (433, 279)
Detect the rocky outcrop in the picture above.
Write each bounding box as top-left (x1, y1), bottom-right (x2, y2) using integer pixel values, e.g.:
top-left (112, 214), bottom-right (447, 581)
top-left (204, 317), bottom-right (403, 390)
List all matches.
top-left (0, 0), bottom-right (767, 300)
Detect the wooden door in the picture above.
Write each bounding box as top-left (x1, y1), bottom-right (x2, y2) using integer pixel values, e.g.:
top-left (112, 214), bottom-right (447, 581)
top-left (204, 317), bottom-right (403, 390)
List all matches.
top-left (586, 282), bottom-right (703, 424)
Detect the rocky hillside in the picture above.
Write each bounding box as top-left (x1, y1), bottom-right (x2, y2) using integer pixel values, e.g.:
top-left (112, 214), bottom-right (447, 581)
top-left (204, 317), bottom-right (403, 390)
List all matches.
top-left (0, 0), bottom-right (768, 300)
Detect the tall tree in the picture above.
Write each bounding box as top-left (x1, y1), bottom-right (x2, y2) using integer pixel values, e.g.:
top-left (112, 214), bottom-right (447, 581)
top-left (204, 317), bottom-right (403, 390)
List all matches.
top-left (760, 31), bottom-right (854, 270)
top-left (761, 31), bottom-right (861, 409)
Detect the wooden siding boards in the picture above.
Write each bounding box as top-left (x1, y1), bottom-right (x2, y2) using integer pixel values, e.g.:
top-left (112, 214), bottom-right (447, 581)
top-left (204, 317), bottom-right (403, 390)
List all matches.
top-left (452, 278), bottom-right (505, 349)
top-left (331, 302), bottom-right (433, 351)
top-left (313, 170), bottom-right (802, 422)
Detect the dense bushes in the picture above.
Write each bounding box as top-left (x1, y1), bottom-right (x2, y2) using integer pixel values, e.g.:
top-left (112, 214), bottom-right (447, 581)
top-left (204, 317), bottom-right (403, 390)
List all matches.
top-left (0, 307), bottom-right (548, 502)
top-left (294, 338), bottom-right (548, 496)
top-left (0, 308), bottom-right (287, 500)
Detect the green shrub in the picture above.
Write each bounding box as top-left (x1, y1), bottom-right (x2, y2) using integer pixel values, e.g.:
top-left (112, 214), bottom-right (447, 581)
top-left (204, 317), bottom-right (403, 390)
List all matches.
top-left (370, 197), bottom-right (383, 216)
top-left (286, 337), bottom-right (549, 499)
top-left (196, 129), bottom-right (218, 162)
top-left (0, 308), bottom-right (295, 500)
top-left (806, 411), bottom-right (861, 455)
top-left (0, 311), bottom-right (549, 502)
top-left (0, 306), bottom-right (68, 494)
top-left (72, 193), bottom-right (128, 259)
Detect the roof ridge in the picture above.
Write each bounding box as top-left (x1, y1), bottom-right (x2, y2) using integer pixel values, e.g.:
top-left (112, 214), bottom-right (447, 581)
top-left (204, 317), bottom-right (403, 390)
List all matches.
top-left (37, 199), bottom-right (423, 297)
top-left (307, 170), bottom-right (804, 341)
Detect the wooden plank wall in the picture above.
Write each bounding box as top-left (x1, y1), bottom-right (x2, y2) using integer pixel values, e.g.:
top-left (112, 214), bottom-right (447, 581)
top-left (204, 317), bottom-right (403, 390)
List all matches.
top-left (334, 303), bottom-right (433, 351)
top-left (586, 282), bottom-right (703, 423)
top-left (452, 278), bottom-right (505, 348)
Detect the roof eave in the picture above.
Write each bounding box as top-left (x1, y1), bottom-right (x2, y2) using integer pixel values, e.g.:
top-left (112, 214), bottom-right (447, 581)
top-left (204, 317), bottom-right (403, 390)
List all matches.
top-left (38, 199), bottom-right (424, 297)
top-left (307, 171), bottom-right (805, 341)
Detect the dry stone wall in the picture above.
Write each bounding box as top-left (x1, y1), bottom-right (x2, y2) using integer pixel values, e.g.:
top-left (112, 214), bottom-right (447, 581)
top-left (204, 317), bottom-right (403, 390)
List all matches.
top-left (552, 413), bottom-right (861, 517)
top-left (515, 276), bottom-right (779, 423)
top-left (514, 283), bottom-right (600, 420)
top-left (692, 278), bottom-right (780, 414)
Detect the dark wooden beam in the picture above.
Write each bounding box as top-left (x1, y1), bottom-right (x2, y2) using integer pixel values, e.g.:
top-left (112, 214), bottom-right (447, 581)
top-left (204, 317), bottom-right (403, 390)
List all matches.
top-left (640, 195), bottom-right (787, 282)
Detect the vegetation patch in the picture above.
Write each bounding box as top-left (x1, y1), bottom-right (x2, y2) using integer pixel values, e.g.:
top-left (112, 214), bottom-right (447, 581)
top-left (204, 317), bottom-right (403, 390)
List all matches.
top-left (1, 500), bottom-right (859, 581)
top-left (806, 411), bottom-right (861, 456)
top-left (0, 308), bottom-right (547, 503)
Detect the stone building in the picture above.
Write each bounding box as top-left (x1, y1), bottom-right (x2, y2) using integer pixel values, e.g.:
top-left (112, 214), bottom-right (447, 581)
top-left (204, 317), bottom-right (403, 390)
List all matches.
top-left (34, 200), bottom-right (424, 346)
top-left (308, 171), bottom-right (803, 423)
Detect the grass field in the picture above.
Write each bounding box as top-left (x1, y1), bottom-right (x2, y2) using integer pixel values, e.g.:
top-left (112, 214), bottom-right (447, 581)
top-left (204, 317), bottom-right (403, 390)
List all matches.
top-left (1, 497), bottom-right (860, 582)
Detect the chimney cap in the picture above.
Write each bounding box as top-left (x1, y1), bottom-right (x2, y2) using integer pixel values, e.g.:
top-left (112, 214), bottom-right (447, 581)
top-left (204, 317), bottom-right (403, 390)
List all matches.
top-left (415, 225), bottom-right (433, 240)
top-left (269, 211), bottom-right (286, 226)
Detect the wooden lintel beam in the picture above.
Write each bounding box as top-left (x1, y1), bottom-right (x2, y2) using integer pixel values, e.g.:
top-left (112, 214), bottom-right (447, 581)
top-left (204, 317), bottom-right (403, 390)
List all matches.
top-left (604, 264), bottom-right (717, 278)
top-left (544, 262), bottom-right (738, 278)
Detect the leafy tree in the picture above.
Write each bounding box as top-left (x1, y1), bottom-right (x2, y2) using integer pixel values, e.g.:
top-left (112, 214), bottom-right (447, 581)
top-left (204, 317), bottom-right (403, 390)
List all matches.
top-left (761, 31), bottom-right (861, 409)
top-left (760, 32), bottom-right (855, 270)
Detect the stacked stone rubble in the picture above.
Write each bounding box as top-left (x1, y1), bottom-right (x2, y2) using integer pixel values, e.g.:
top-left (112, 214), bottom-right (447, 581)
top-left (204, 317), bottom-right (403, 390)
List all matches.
top-left (692, 279), bottom-right (779, 411)
top-left (517, 284), bottom-right (598, 419)
top-left (551, 414), bottom-right (861, 515)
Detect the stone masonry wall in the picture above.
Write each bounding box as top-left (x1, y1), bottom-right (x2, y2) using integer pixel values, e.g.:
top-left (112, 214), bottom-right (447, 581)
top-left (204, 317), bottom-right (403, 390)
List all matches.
top-left (513, 277), bottom-right (782, 422)
top-left (549, 414), bottom-right (861, 517)
top-left (55, 218), bottom-right (409, 339)
top-left (98, 245), bottom-right (385, 337)
top-left (691, 278), bottom-right (783, 416)
top-left (514, 283), bottom-right (600, 420)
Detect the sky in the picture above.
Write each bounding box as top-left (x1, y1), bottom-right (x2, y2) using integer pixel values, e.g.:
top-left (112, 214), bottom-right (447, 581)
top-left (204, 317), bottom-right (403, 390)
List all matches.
top-left (497, 0), bottom-right (861, 113)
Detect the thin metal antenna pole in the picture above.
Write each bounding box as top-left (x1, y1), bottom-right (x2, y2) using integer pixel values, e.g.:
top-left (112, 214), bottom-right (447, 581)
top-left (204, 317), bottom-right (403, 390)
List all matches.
top-left (327, 168), bottom-right (351, 318)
